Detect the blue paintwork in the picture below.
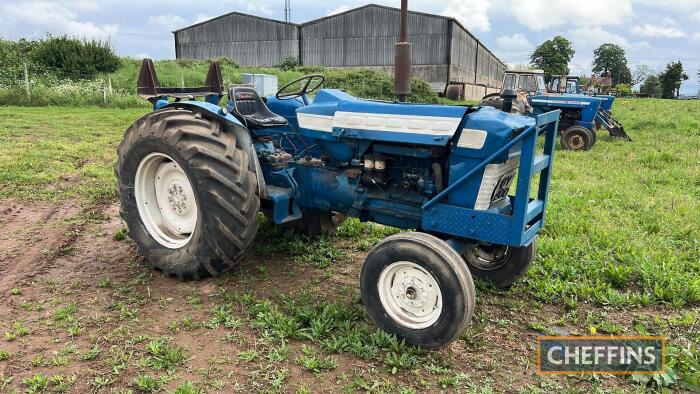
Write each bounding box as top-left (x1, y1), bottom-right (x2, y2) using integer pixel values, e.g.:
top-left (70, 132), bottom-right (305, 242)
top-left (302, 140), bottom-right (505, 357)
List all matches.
top-left (155, 88), bottom-right (560, 248)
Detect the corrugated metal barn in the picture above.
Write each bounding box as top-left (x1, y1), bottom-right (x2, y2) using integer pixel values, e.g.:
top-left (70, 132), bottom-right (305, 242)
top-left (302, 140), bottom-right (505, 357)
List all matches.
top-left (174, 13), bottom-right (299, 67)
top-left (174, 4), bottom-right (505, 100)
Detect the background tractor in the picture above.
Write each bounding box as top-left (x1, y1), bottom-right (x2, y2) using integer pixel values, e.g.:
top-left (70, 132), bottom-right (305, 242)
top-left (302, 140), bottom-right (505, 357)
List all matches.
top-left (480, 70), bottom-right (630, 151)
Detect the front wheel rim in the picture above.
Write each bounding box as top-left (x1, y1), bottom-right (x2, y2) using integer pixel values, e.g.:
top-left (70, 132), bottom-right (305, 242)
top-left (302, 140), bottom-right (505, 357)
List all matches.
top-left (567, 133), bottom-right (585, 149)
top-left (465, 244), bottom-right (511, 271)
top-left (135, 152), bottom-right (198, 249)
top-left (377, 261), bottom-right (442, 329)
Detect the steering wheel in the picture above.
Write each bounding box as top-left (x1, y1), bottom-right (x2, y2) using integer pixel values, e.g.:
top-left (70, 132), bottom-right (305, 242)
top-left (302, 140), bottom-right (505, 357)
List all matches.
top-left (276, 74), bottom-right (324, 100)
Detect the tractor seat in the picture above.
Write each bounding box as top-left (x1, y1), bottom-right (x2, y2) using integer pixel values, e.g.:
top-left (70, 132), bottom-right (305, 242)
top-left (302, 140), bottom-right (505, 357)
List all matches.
top-left (229, 86), bottom-right (287, 128)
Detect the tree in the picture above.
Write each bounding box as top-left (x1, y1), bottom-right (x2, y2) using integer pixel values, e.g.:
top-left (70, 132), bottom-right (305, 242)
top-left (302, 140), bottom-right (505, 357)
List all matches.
top-left (615, 83), bottom-right (632, 96)
top-left (639, 75), bottom-right (661, 97)
top-left (592, 43), bottom-right (631, 85)
top-left (658, 61), bottom-right (688, 98)
top-left (631, 64), bottom-right (651, 86)
top-left (530, 36), bottom-right (575, 82)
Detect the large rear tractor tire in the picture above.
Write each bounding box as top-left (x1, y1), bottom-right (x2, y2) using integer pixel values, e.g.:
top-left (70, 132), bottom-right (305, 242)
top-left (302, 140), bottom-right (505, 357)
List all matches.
top-left (115, 108), bottom-right (260, 280)
top-left (462, 241), bottom-right (535, 289)
top-left (361, 232), bottom-right (476, 348)
top-left (560, 126), bottom-right (594, 151)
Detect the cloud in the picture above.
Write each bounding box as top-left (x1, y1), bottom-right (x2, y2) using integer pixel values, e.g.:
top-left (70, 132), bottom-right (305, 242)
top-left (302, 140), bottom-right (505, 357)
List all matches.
top-left (507, 0), bottom-right (633, 30)
top-left (632, 0), bottom-right (700, 12)
top-left (194, 14), bottom-right (214, 24)
top-left (2, 1), bottom-right (118, 39)
top-left (148, 14), bottom-right (187, 31)
top-left (631, 18), bottom-right (687, 37)
top-left (494, 33), bottom-right (534, 64)
top-left (496, 33), bottom-right (533, 52)
top-left (692, 32), bottom-right (700, 41)
top-left (246, 3), bottom-right (273, 16)
top-left (569, 26), bottom-right (650, 51)
top-left (442, 0), bottom-right (491, 32)
top-left (692, 10), bottom-right (700, 21)
top-left (327, 5), bottom-right (349, 16)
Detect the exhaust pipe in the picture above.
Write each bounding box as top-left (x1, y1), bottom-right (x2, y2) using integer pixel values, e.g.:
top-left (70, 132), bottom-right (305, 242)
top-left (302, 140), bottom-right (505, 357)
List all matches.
top-left (500, 89), bottom-right (517, 113)
top-left (395, 0), bottom-right (411, 102)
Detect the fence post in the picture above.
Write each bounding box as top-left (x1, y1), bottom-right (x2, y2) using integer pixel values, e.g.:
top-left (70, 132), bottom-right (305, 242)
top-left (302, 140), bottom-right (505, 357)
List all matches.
top-left (180, 67), bottom-right (185, 88)
top-left (107, 75), bottom-right (113, 95)
top-left (23, 63), bottom-right (31, 102)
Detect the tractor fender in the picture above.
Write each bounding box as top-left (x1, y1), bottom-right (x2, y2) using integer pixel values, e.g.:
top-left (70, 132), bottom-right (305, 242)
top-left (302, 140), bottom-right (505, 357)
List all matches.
top-left (163, 101), bottom-right (267, 199)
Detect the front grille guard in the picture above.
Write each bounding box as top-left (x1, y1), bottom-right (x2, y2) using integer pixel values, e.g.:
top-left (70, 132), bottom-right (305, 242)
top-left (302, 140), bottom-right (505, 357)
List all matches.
top-left (421, 110), bottom-right (560, 247)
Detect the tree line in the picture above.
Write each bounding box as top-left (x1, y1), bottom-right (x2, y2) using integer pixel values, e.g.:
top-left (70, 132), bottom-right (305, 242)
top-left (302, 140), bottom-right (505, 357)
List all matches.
top-left (529, 36), bottom-right (690, 98)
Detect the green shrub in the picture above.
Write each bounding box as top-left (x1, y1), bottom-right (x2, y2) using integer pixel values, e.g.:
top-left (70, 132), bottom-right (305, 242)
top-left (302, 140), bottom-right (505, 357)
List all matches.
top-left (31, 35), bottom-right (120, 78)
top-left (278, 56), bottom-right (300, 71)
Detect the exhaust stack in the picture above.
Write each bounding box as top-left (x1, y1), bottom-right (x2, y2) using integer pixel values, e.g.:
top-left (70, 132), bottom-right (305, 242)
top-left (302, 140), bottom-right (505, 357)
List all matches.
top-left (395, 0), bottom-right (411, 102)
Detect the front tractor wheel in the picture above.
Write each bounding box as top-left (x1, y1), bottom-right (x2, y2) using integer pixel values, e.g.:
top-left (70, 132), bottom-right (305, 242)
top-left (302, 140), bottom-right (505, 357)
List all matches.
top-left (560, 126), bottom-right (594, 151)
top-left (115, 108), bottom-right (260, 280)
top-left (462, 242), bottom-right (536, 288)
top-left (361, 232), bottom-right (476, 348)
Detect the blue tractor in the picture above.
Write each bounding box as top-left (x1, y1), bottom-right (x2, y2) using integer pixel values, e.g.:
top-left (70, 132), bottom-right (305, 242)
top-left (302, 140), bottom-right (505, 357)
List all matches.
top-left (481, 70), bottom-right (630, 151)
top-left (116, 10), bottom-right (560, 346)
top-left (549, 75), bottom-right (628, 140)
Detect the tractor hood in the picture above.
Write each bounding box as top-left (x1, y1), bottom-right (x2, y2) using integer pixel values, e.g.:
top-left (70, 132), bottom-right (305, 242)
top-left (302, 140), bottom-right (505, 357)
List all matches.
top-left (531, 94), bottom-right (603, 109)
top-left (297, 89), bottom-right (468, 146)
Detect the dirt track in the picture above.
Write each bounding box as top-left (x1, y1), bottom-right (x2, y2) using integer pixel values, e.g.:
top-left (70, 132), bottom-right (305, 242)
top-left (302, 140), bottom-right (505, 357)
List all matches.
top-left (0, 199), bottom-right (695, 393)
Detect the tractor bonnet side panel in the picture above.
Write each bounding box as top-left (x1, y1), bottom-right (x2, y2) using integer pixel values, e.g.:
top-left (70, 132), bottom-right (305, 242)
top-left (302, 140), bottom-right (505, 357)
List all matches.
top-left (446, 106), bottom-right (534, 209)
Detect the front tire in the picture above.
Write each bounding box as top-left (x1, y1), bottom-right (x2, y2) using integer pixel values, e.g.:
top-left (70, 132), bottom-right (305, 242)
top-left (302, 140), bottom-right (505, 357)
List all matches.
top-left (361, 232), bottom-right (476, 348)
top-left (462, 242), bottom-right (535, 288)
top-left (560, 126), bottom-right (593, 151)
top-left (115, 108), bottom-right (260, 280)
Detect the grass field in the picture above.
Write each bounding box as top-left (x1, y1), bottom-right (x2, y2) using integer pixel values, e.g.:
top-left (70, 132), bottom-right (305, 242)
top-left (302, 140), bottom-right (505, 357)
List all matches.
top-left (0, 99), bottom-right (698, 392)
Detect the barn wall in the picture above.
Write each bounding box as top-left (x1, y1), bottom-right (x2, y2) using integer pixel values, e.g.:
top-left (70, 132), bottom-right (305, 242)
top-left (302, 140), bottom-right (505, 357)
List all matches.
top-left (174, 5), bottom-right (505, 98)
top-left (299, 6), bottom-right (450, 90)
top-left (175, 13), bottom-right (299, 67)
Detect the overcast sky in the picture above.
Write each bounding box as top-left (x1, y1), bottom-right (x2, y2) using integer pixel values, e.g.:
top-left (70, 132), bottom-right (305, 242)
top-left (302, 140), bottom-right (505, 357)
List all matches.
top-left (1, 0), bottom-right (699, 93)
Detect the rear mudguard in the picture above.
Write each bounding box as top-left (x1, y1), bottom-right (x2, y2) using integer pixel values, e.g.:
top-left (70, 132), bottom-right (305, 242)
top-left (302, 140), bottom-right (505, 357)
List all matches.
top-left (162, 101), bottom-right (268, 198)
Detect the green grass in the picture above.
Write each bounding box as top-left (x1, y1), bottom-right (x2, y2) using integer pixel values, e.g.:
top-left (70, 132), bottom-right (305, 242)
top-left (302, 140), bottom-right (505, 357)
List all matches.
top-left (528, 99), bottom-right (700, 307)
top-left (0, 106), bottom-right (147, 200)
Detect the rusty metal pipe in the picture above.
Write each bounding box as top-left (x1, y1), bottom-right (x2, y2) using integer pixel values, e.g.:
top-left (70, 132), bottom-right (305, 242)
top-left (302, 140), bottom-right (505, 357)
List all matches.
top-left (395, 0), bottom-right (411, 102)
top-left (399, 0), bottom-right (408, 42)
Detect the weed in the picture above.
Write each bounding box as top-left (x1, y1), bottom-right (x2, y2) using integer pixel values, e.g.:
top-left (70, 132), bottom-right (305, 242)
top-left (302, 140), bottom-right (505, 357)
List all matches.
top-left (132, 374), bottom-right (162, 393)
top-left (22, 373), bottom-right (49, 394)
top-left (91, 375), bottom-right (114, 389)
top-left (207, 304), bottom-right (240, 329)
top-left (54, 303), bottom-right (78, 322)
top-left (295, 346), bottom-right (338, 372)
top-left (5, 322), bottom-right (29, 341)
top-left (0, 350), bottom-right (9, 361)
top-left (144, 337), bottom-right (187, 371)
top-left (10, 288), bottom-right (21, 295)
top-left (98, 278), bottom-right (113, 288)
top-left (113, 227), bottom-right (128, 241)
top-left (172, 380), bottom-right (204, 394)
top-left (80, 345), bottom-right (101, 361)
top-left (384, 352), bottom-right (418, 374)
top-left (237, 349), bottom-right (259, 362)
